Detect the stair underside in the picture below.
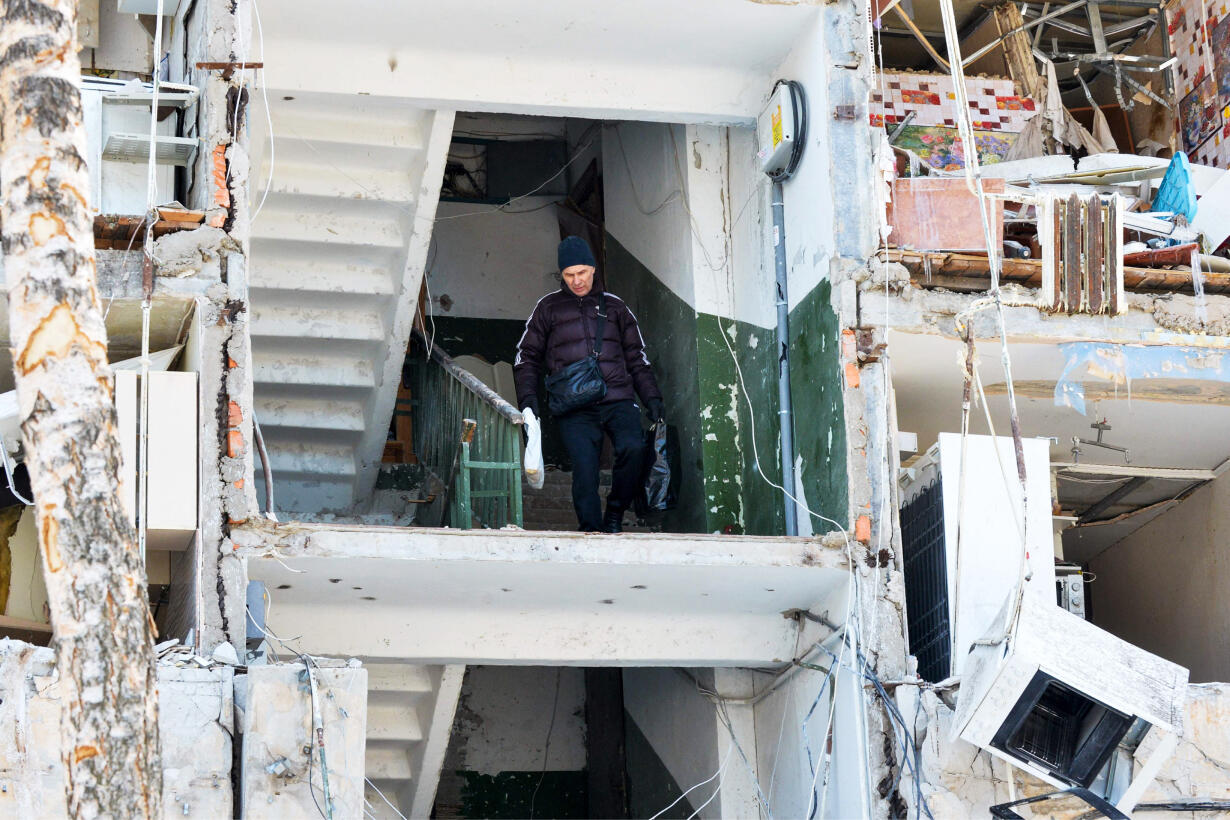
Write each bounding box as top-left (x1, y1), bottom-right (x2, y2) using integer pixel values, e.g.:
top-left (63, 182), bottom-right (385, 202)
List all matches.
top-left (249, 93), bottom-right (449, 514)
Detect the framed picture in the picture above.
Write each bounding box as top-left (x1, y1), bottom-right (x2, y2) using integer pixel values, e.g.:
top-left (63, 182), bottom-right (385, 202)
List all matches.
top-left (1212, 14), bottom-right (1230, 102)
top-left (1179, 76), bottom-right (1221, 153)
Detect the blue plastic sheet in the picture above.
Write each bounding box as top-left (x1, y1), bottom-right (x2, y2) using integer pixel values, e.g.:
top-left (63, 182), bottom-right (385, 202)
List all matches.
top-left (1053, 342), bottom-right (1230, 413)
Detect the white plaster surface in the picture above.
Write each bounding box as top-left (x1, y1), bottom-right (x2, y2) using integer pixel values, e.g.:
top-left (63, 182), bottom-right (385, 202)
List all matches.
top-left (623, 667), bottom-right (721, 817)
top-left (452, 666), bottom-right (586, 774)
top-left (771, 13), bottom-right (840, 314)
top-left (256, 0), bottom-right (817, 124)
top-left (429, 200), bottom-right (563, 322)
top-left (3, 508), bottom-right (48, 624)
top-left (241, 664), bottom-right (368, 819)
top-left (603, 122), bottom-right (696, 308)
top-left (0, 644), bottom-right (234, 819)
top-left (236, 523), bottom-right (850, 664)
top-left (1091, 473), bottom-right (1230, 682)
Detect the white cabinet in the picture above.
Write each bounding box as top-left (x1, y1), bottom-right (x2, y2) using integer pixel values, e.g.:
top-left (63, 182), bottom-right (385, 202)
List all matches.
top-left (116, 370), bottom-right (198, 550)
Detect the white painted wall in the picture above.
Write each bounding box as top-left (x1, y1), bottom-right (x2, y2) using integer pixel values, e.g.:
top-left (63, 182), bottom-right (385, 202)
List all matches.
top-left (453, 666), bottom-right (587, 773)
top-left (603, 122), bottom-right (696, 306)
top-left (771, 13), bottom-right (839, 313)
top-left (622, 667), bottom-right (721, 817)
top-left (428, 202), bottom-right (562, 321)
top-left (1090, 473), bottom-right (1230, 682)
top-left (4, 509), bottom-right (47, 624)
top-left (257, 0), bottom-right (819, 124)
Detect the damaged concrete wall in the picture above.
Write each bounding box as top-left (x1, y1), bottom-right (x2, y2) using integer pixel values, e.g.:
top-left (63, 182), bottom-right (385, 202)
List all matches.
top-left (239, 662), bottom-right (367, 818)
top-left (904, 683), bottom-right (1230, 818)
top-left (1090, 471), bottom-right (1230, 682)
top-left (152, 0), bottom-right (258, 655)
top-left (0, 641), bottom-right (234, 818)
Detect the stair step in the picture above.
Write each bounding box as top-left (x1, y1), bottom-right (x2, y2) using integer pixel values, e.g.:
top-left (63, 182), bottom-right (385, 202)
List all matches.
top-left (365, 744), bottom-right (415, 782)
top-left (267, 95), bottom-right (428, 149)
top-left (248, 240), bottom-right (400, 295)
top-left (366, 698), bottom-right (424, 743)
top-left (262, 438), bottom-right (357, 478)
top-left (250, 302), bottom-right (387, 342)
top-left (365, 664), bottom-right (434, 694)
top-left (252, 348), bottom-right (376, 389)
top-left (250, 193), bottom-right (409, 249)
top-left (257, 139), bottom-right (421, 202)
top-left (254, 391), bottom-right (367, 433)
top-left (253, 475), bottom-right (354, 513)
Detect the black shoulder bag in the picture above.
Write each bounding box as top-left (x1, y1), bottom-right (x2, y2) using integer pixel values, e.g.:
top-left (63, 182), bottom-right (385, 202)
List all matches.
top-left (544, 295), bottom-right (608, 415)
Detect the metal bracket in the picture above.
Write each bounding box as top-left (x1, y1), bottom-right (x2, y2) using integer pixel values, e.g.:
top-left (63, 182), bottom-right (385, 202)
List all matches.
top-left (833, 104), bottom-right (858, 120)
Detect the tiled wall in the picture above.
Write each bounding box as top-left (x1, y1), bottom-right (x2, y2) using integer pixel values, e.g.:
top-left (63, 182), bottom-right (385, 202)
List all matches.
top-left (1167, 0), bottom-right (1230, 166)
top-left (869, 70), bottom-right (1036, 131)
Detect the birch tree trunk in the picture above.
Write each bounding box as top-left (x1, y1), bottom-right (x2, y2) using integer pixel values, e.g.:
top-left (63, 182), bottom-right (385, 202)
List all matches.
top-left (0, 1), bottom-right (162, 816)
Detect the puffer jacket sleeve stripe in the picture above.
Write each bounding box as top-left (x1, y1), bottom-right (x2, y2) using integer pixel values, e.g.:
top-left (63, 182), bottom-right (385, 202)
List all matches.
top-left (513, 294), bottom-right (552, 411)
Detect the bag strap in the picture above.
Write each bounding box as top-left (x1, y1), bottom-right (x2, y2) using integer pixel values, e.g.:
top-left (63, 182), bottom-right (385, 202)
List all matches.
top-left (592, 294), bottom-right (607, 358)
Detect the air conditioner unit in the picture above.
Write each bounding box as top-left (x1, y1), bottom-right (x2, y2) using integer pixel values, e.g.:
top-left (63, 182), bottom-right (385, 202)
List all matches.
top-left (1055, 563), bottom-right (1087, 619)
top-left (952, 594), bottom-right (1188, 813)
top-left (898, 433), bottom-right (1056, 681)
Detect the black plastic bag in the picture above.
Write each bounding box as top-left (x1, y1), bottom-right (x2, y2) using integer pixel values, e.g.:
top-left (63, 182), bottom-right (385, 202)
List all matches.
top-left (635, 423), bottom-right (679, 518)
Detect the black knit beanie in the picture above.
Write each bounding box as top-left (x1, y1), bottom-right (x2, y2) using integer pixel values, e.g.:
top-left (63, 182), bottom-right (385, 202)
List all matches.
top-left (557, 236), bottom-right (596, 271)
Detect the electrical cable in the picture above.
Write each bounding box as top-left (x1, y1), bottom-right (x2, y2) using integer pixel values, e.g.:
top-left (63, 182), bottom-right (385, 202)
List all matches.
top-left (647, 740), bottom-right (734, 820)
top-left (364, 778), bottom-right (408, 820)
top-left (714, 698), bottom-right (774, 819)
top-left (527, 668), bottom-right (561, 820)
top-left (252, 413), bottom-right (277, 521)
top-left (937, 0), bottom-right (1033, 651)
top-left (250, 0), bottom-right (276, 223)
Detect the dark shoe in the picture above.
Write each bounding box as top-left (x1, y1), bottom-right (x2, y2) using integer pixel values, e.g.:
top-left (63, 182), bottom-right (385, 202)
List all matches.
top-left (602, 505), bottom-right (625, 534)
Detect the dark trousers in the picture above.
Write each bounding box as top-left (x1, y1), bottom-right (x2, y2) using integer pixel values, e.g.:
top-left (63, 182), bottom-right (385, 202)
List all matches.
top-left (557, 400), bottom-right (643, 531)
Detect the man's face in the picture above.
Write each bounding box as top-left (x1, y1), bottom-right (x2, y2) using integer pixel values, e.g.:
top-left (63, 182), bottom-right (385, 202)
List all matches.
top-left (562, 264), bottom-right (595, 297)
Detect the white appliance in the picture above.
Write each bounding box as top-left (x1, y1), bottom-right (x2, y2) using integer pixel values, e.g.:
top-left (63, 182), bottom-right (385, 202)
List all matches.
top-left (952, 594), bottom-right (1187, 813)
top-left (898, 433), bottom-right (1056, 678)
top-left (756, 81), bottom-right (797, 176)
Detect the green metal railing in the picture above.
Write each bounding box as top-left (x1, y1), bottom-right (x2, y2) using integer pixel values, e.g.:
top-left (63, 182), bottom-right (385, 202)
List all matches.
top-left (410, 330), bottom-right (524, 529)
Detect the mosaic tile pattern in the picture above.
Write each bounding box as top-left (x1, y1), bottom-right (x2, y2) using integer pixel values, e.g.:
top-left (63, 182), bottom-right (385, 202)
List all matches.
top-left (1167, 0), bottom-right (1230, 166)
top-left (869, 71), bottom-right (1036, 131)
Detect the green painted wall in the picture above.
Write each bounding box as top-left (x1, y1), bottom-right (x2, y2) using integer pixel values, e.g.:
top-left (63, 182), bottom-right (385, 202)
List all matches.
top-left (425, 238), bottom-right (847, 535)
top-left (456, 771), bottom-right (587, 819)
top-left (604, 234), bottom-right (707, 533)
top-left (788, 279), bottom-right (848, 530)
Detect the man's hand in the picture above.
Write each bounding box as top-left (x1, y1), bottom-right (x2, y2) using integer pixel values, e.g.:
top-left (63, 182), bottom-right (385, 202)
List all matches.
top-left (647, 399), bottom-right (665, 423)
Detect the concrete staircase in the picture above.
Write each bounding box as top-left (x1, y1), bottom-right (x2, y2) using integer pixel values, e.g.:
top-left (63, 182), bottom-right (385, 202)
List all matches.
top-left (248, 92), bottom-right (454, 513)
top-left (523, 469), bottom-right (656, 532)
top-left (363, 661), bottom-right (465, 819)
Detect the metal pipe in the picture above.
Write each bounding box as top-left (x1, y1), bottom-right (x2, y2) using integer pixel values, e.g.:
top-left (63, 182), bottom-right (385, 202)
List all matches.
top-left (771, 180), bottom-right (798, 536)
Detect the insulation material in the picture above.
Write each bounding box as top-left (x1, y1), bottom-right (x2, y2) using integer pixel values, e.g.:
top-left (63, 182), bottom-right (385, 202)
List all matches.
top-left (871, 71), bottom-right (1037, 169)
top-left (1166, 0), bottom-right (1230, 167)
top-left (1053, 342), bottom-right (1230, 413)
top-left (886, 177), bottom-right (1005, 251)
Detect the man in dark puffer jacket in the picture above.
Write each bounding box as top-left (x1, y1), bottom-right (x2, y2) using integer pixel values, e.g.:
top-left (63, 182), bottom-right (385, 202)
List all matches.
top-left (514, 236), bottom-right (664, 533)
